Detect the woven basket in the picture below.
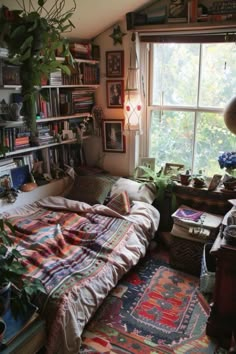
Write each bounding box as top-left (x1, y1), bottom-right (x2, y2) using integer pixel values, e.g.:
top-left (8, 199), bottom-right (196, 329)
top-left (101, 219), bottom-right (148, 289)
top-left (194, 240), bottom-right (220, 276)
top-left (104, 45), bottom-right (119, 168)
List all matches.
top-left (170, 235), bottom-right (205, 276)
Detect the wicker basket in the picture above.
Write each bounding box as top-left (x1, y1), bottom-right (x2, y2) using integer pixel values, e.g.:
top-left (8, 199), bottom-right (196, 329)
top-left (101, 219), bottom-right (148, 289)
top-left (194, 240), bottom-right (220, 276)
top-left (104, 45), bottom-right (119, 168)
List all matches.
top-left (170, 234), bottom-right (205, 276)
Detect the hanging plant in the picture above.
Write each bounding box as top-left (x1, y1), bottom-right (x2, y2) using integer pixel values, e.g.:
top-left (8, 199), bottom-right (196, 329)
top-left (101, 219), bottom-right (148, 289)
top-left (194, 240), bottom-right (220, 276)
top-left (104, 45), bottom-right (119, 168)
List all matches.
top-left (0, 0), bottom-right (76, 136)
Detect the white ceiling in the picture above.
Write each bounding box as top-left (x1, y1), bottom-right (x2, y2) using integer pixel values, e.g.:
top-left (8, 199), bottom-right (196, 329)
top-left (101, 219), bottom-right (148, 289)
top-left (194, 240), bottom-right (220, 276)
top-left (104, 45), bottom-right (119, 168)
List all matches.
top-left (4, 0), bottom-right (152, 40)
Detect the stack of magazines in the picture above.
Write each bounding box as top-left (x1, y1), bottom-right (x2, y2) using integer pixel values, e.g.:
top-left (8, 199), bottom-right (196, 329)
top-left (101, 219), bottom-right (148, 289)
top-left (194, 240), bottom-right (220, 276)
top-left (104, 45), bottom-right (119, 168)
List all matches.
top-left (171, 205), bottom-right (223, 241)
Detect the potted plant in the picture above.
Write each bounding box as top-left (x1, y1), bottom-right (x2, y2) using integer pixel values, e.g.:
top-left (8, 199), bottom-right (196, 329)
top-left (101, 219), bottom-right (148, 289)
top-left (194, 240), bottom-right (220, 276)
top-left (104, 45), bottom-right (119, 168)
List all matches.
top-left (0, 218), bottom-right (45, 318)
top-left (0, 0), bottom-right (76, 136)
top-left (134, 165), bottom-right (177, 231)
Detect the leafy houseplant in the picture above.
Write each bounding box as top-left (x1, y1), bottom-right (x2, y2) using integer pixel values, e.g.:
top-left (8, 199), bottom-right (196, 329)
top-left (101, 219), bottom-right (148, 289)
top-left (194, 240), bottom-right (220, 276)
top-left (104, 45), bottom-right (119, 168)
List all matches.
top-left (134, 165), bottom-right (177, 231)
top-left (0, 218), bottom-right (45, 317)
top-left (0, 0), bottom-right (76, 136)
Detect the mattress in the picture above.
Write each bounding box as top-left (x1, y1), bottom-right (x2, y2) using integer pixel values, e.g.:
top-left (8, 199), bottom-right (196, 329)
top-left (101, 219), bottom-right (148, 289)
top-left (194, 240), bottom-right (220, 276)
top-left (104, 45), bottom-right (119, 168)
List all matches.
top-left (4, 196), bottom-right (160, 354)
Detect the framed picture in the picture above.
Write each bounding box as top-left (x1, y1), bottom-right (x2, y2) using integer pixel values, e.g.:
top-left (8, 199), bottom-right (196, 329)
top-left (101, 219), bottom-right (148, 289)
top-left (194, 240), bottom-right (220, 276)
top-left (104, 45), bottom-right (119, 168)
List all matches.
top-left (106, 80), bottom-right (124, 108)
top-left (208, 174), bottom-right (222, 191)
top-left (164, 163), bottom-right (185, 176)
top-left (102, 119), bottom-right (126, 153)
top-left (140, 157), bottom-right (156, 170)
top-left (135, 157), bottom-right (156, 180)
top-left (106, 51), bottom-right (124, 77)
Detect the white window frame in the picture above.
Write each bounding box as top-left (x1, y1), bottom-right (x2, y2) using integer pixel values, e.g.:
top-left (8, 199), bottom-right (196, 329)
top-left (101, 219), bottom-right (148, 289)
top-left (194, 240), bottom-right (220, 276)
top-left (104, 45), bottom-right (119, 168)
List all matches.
top-left (142, 42), bottom-right (225, 172)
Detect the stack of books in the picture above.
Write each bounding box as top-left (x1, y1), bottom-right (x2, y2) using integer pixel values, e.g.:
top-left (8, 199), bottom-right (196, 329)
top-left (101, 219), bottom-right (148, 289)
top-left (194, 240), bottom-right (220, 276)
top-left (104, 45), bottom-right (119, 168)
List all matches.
top-left (171, 205), bottom-right (223, 241)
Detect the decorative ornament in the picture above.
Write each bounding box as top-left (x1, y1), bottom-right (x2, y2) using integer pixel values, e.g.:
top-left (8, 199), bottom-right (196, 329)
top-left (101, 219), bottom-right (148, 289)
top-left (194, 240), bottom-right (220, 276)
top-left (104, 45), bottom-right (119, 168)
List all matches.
top-left (110, 25), bottom-right (126, 45)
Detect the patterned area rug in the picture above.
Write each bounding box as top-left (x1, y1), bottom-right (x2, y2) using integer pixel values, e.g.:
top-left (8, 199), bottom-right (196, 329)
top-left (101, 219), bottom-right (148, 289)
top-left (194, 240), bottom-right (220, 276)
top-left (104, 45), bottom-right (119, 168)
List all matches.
top-left (81, 246), bottom-right (226, 354)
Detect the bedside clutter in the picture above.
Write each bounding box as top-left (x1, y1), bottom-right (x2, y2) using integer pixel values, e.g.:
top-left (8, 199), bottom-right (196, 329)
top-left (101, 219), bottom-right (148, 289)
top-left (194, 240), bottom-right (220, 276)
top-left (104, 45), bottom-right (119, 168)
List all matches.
top-left (169, 205), bottom-right (223, 276)
top-left (173, 182), bottom-right (235, 215)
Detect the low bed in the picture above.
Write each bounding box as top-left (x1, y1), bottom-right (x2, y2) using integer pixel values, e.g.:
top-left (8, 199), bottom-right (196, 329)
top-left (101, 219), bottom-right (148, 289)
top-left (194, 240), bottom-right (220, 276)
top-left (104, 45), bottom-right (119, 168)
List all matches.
top-left (3, 176), bottom-right (160, 354)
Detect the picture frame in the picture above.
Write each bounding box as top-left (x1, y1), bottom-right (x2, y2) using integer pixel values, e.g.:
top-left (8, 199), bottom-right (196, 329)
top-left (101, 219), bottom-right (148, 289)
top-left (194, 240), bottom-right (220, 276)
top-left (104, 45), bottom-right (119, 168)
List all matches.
top-left (135, 157), bottom-right (156, 180)
top-left (106, 50), bottom-right (124, 78)
top-left (106, 80), bottom-right (124, 108)
top-left (102, 119), bottom-right (126, 153)
top-left (208, 174), bottom-right (222, 191)
top-left (140, 157), bottom-right (156, 170)
top-left (163, 163), bottom-right (185, 176)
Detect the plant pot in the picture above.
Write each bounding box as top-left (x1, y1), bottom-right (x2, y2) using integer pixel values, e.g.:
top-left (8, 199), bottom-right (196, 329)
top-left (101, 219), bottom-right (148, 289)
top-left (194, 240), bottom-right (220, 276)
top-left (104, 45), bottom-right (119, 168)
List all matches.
top-left (180, 174), bottom-right (190, 186)
top-left (0, 282), bottom-right (11, 316)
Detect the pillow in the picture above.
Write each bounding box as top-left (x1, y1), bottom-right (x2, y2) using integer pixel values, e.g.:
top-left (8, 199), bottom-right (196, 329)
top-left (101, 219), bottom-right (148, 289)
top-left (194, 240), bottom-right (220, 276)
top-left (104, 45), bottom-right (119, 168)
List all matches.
top-left (66, 176), bottom-right (113, 205)
top-left (111, 178), bottom-right (156, 204)
top-left (107, 191), bottom-right (131, 215)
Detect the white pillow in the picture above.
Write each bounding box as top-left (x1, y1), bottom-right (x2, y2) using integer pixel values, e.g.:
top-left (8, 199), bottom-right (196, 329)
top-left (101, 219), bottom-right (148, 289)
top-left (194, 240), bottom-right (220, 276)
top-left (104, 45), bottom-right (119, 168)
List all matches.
top-left (110, 178), bottom-right (156, 204)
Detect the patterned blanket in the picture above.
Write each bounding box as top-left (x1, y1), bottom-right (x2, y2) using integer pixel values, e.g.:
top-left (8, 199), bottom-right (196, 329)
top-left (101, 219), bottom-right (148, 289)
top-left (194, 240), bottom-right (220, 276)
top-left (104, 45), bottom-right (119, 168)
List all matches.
top-left (7, 206), bottom-right (134, 353)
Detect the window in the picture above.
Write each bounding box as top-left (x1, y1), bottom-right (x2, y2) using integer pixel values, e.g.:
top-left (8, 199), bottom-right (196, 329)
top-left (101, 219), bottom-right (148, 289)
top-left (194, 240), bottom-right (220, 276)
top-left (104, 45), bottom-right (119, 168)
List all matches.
top-left (148, 42), bottom-right (236, 176)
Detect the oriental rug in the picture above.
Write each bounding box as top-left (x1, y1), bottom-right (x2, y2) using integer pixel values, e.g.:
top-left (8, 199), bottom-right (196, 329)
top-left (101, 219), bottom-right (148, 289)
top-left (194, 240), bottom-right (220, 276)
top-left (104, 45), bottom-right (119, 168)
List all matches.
top-left (81, 245), bottom-right (226, 354)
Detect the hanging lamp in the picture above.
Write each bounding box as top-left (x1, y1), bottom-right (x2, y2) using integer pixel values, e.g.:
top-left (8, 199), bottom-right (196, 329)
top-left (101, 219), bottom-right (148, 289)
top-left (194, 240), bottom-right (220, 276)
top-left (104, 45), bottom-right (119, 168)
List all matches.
top-left (124, 33), bottom-right (142, 132)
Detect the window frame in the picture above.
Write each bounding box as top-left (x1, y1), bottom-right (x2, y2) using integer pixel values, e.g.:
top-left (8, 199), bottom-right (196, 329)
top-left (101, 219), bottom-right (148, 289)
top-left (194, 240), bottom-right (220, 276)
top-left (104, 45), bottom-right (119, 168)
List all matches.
top-left (146, 42), bottom-right (225, 172)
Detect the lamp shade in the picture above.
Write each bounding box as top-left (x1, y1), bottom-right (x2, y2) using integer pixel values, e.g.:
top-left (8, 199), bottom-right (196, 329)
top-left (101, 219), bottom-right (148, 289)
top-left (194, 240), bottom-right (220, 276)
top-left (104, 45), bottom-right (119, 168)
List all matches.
top-left (124, 91), bottom-right (142, 131)
top-left (224, 96), bottom-right (236, 134)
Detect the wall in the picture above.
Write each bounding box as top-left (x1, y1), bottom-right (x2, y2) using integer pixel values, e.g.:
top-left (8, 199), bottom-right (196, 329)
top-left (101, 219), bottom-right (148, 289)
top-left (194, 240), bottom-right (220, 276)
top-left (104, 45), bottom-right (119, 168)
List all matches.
top-left (86, 20), bottom-right (133, 177)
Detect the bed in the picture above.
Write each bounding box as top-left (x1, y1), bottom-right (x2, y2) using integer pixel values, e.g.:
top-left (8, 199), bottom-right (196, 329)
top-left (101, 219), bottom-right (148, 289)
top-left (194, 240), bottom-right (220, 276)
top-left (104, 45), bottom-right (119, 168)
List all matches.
top-left (3, 176), bottom-right (160, 354)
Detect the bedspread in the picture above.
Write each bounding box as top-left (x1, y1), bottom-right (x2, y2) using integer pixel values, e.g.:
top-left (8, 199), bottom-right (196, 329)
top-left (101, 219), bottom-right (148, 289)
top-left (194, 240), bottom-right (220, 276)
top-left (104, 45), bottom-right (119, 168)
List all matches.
top-left (5, 196), bottom-right (160, 354)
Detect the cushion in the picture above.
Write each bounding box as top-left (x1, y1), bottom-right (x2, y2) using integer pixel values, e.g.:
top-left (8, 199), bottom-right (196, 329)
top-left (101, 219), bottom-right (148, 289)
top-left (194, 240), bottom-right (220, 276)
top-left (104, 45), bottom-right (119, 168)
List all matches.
top-left (66, 176), bottom-right (113, 204)
top-left (111, 178), bottom-right (156, 204)
top-left (107, 191), bottom-right (131, 215)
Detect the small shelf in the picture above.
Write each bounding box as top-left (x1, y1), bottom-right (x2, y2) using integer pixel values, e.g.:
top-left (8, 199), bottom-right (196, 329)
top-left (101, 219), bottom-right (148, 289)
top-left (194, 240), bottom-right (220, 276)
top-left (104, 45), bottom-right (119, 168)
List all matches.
top-left (133, 19), bottom-right (236, 33)
top-left (36, 113), bottom-right (92, 123)
top-left (56, 56), bottom-right (99, 64)
top-left (41, 84), bottom-right (99, 89)
top-left (5, 138), bottom-right (78, 157)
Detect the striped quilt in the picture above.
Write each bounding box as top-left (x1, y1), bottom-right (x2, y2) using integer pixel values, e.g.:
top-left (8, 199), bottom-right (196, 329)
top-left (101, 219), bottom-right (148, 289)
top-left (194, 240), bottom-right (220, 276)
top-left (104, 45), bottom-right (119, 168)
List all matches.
top-left (7, 206), bottom-right (134, 351)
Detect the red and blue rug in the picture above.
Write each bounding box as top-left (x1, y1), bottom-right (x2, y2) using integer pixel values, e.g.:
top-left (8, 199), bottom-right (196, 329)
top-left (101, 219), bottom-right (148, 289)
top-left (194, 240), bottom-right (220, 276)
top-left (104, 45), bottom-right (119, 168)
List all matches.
top-left (81, 248), bottom-right (226, 353)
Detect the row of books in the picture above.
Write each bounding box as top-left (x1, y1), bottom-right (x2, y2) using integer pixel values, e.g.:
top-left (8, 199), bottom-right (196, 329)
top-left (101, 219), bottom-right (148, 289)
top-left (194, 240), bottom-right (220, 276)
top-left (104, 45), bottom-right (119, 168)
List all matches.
top-left (126, 0), bottom-right (236, 27)
top-left (36, 88), bottom-right (95, 118)
top-left (0, 119), bottom-right (76, 151)
top-left (0, 143), bottom-right (78, 182)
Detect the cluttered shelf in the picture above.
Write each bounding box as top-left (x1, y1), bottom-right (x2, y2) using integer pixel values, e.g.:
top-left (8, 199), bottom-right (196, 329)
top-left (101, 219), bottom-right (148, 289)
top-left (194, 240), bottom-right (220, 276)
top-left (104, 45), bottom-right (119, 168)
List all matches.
top-left (173, 181), bottom-right (236, 215)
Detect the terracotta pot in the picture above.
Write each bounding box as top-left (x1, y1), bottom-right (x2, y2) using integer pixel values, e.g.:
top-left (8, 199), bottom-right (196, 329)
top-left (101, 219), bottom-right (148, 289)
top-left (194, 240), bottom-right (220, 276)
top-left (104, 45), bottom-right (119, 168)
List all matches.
top-left (180, 174), bottom-right (190, 186)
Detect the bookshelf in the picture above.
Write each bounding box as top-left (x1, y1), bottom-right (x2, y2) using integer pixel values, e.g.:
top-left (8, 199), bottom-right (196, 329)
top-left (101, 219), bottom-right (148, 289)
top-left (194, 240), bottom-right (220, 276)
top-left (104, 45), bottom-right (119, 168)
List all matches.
top-left (0, 53), bottom-right (100, 189)
top-left (126, 0), bottom-right (236, 31)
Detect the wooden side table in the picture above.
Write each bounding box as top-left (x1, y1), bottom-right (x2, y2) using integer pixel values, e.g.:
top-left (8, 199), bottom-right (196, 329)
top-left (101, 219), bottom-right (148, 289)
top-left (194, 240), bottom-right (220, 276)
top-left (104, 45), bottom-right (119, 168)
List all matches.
top-left (0, 315), bottom-right (46, 354)
top-left (206, 231), bottom-right (236, 349)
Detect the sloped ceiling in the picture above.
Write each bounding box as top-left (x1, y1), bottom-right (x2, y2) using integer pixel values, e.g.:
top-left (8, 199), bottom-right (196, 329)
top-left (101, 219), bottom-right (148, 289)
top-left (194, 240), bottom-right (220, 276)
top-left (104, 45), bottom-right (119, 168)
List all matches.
top-left (3, 0), bottom-right (153, 40)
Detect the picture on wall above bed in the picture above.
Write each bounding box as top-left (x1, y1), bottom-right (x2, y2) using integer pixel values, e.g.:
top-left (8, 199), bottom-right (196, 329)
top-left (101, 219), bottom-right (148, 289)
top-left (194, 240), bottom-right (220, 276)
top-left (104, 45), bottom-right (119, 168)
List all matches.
top-left (106, 80), bottom-right (124, 108)
top-left (102, 119), bottom-right (126, 153)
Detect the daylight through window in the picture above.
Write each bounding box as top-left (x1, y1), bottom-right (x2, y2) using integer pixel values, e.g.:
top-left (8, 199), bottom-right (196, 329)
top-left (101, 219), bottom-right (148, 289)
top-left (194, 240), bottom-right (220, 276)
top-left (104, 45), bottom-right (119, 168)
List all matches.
top-left (148, 42), bottom-right (236, 176)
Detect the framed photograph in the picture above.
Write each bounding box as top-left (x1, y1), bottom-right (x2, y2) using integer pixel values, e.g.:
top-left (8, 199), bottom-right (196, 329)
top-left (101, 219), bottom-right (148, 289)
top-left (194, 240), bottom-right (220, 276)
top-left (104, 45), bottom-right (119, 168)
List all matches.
top-left (106, 80), bottom-right (124, 108)
top-left (164, 163), bottom-right (185, 176)
top-left (208, 174), bottom-right (222, 191)
top-left (102, 119), bottom-right (126, 153)
top-left (135, 157), bottom-right (156, 180)
top-left (106, 51), bottom-right (124, 77)
top-left (140, 157), bottom-right (156, 170)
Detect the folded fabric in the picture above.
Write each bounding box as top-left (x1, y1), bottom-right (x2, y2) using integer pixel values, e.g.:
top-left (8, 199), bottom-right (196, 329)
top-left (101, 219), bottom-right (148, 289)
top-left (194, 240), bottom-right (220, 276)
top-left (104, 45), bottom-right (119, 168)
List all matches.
top-left (107, 191), bottom-right (131, 215)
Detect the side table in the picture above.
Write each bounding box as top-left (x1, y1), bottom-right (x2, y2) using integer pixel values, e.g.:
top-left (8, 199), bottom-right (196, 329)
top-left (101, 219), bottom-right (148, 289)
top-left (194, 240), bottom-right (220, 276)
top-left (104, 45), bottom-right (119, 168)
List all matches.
top-left (206, 230), bottom-right (236, 349)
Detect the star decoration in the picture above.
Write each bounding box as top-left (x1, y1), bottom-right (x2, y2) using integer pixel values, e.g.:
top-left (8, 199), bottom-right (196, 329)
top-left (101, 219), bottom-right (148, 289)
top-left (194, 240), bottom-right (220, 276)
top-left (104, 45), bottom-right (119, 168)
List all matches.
top-left (109, 25), bottom-right (126, 45)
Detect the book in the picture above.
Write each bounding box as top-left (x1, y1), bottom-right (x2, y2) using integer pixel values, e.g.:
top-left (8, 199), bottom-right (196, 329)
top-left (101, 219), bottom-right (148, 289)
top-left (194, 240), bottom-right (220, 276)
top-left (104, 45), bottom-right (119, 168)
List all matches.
top-left (0, 302), bottom-right (37, 348)
top-left (172, 205), bottom-right (223, 229)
